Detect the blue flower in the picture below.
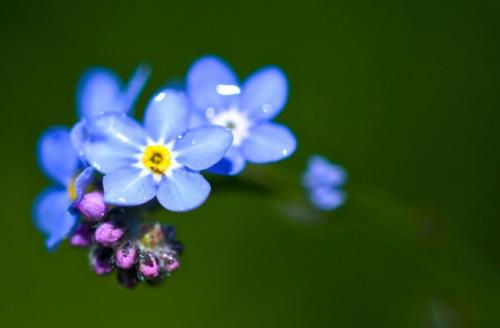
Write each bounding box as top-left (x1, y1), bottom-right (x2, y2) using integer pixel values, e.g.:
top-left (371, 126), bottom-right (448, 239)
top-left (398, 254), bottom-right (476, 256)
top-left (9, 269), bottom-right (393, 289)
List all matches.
top-left (71, 65), bottom-right (150, 157)
top-left (33, 128), bottom-right (94, 250)
top-left (186, 56), bottom-right (296, 175)
top-left (302, 155), bottom-right (347, 211)
top-left (83, 89), bottom-right (233, 211)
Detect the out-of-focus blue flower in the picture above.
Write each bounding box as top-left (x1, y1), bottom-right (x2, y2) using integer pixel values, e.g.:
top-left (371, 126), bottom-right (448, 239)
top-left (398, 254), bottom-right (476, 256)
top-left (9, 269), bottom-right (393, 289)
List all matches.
top-left (83, 89), bottom-right (233, 211)
top-left (302, 155), bottom-right (347, 211)
top-left (33, 128), bottom-right (94, 250)
top-left (186, 56), bottom-right (296, 175)
top-left (71, 65), bottom-right (150, 157)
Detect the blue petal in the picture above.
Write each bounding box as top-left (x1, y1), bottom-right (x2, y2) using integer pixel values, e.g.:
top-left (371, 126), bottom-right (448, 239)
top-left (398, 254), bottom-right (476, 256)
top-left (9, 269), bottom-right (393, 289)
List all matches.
top-left (187, 56), bottom-right (240, 113)
top-left (144, 90), bottom-right (190, 142)
top-left (70, 121), bottom-right (87, 160)
top-left (86, 113), bottom-right (147, 150)
top-left (189, 111), bottom-right (209, 129)
top-left (72, 167), bottom-right (95, 204)
top-left (242, 123), bottom-right (296, 163)
top-left (37, 127), bottom-right (79, 186)
top-left (103, 167), bottom-right (157, 206)
top-left (76, 67), bottom-right (122, 120)
top-left (309, 187), bottom-right (346, 211)
top-left (208, 146), bottom-right (246, 175)
top-left (33, 187), bottom-right (77, 250)
top-left (121, 64), bottom-right (151, 115)
top-left (84, 114), bottom-right (145, 174)
top-left (240, 67), bottom-right (288, 121)
top-left (302, 155), bottom-right (347, 189)
top-left (157, 168), bottom-right (210, 212)
top-left (83, 141), bottom-right (137, 174)
top-left (174, 126), bottom-right (233, 171)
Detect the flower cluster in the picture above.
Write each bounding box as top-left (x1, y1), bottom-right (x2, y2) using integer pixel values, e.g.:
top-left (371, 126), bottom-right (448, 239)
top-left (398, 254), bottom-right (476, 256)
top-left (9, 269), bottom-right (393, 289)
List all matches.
top-left (302, 155), bottom-right (347, 211)
top-left (33, 56), bottom-right (299, 288)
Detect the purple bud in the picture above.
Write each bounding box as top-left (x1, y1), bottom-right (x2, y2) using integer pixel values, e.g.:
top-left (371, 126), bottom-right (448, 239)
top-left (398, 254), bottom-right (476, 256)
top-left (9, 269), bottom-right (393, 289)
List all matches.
top-left (91, 248), bottom-right (114, 275)
top-left (115, 241), bottom-right (138, 269)
top-left (95, 222), bottom-right (124, 247)
top-left (117, 269), bottom-right (139, 289)
top-left (69, 223), bottom-right (93, 248)
top-left (166, 258), bottom-right (180, 273)
top-left (77, 191), bottom-right (107, 221)
top-left (139, 253), bottom-right (160, 279)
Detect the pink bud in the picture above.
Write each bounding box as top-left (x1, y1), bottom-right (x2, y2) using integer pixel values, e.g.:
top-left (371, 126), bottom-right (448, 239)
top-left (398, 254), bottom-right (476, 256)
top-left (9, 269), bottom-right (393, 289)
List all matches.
top-left (166, 258), bottom-right (180, 273)
top-left (95, 222), bottom-right (124, 247)
top-left (115, 242), bottom-right (138, 269)
top-left (69, 223), bottom-right (93, 248)
top-left (91, 248), bottom-right (114, 275)
top-left (77, 191), bottom-right (107, 221)
top-left (139, 253), bottom-right (160, 279)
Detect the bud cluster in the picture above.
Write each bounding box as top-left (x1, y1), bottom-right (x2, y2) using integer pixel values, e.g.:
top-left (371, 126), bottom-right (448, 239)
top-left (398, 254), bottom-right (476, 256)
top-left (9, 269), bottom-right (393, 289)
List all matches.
top-left (70, 192), bottom-right (183, 288)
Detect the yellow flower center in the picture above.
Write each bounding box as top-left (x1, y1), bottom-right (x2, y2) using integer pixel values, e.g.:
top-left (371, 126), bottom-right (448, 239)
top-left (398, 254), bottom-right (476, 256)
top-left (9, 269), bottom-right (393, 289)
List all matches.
top-left (142, 145), bottom-right (171, 175)
top-left (68, 177), bottom-right (77, 200)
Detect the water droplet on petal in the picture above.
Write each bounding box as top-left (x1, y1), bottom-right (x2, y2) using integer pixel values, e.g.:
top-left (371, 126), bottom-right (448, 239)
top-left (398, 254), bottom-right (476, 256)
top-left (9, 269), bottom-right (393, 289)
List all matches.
top-left (155, 92), bottom-right (166, 102)
top-left (206, 107), bottom-right (215, 118)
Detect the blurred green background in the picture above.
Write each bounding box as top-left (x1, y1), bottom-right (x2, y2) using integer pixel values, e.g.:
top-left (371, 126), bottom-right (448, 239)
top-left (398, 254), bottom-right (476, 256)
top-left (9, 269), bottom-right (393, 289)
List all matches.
top-left (1, 0), bottom-right (499, 327)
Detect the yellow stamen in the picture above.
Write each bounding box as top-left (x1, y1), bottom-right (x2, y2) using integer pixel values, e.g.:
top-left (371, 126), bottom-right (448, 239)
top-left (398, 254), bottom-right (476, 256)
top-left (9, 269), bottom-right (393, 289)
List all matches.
top-left (68, 178), bottom-right (77, 200)
top-left (142, 145), bottom-right (171, 175)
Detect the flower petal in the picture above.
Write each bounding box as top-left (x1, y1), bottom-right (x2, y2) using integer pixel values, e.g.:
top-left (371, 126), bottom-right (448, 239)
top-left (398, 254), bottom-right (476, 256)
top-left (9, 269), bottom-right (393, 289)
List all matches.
top-left (33, 188), bottom-right (77, 250)
top-left (157, 168), bottom-right (211, 212)
top-left (174, 126), bottom-right (233, 171)
top-left (242, 123), bottom-right (296, 163)
top-left (83, 141), bottom-right (137, 174)
top-left (240, 67), bottom-right (288, 121)
top-left (37, 127), bottom-right (78, 186)
top-left (70, 120), bottom-right (87, 160)
top-left (72, 167), bottom-right (95, 204)
top-left (86, 113), bottom-right (147, 150)
top-left (121, 64), bottom-right (151, 115)
top-left (309, 187), bottom-right (346, 211)
top-left (208, 146), bottom-right (246, 175)
top-left (144, 90), bottom-right (190, 142)
top-left (302, 155), bottom-right (347, 189)
top-left (187, 56), bottom-right (240, 113)
top-left (103, 167), bottom-right (157, 206)
top-left (76, 67), bottom-right (122, 120)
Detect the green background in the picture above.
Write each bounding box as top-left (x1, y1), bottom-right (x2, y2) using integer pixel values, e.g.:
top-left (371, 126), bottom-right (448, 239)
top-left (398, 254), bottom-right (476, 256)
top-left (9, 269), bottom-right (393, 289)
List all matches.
top-left (1, 0), bottom-right (499, 327)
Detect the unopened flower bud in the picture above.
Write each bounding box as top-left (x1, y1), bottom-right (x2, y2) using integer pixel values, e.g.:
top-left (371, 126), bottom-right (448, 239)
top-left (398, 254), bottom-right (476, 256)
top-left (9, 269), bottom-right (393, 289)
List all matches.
top-left (91, 248), bottom-right (114, 275)
top-left (117, 269), bottom-right (139, 289)
top-left (115, 241), bottom-right (138, 269)
top-left (95, 222), bottom-right (124, 247)
top-left (166, 258), bottom-right (180, 273)
top-left (139, 253), bottom-right (160, 279)
top-left (69, 223), bottom-right (93, 248)
top-left (77, 191), bottom-right (107, 221)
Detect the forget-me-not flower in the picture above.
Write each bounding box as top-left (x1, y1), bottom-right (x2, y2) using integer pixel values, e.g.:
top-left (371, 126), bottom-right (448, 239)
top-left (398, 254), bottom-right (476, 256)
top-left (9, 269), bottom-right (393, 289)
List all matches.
top-left (71, 65), bottom-right (150, 156)
top-left (83, 89), bottom-right (233, 211)
top-left (302, 155), bottom-right (347, 210)
top-left (187, 56), bottom-right (296, 175)
top-left (33, 128), bottom-right (94, 250)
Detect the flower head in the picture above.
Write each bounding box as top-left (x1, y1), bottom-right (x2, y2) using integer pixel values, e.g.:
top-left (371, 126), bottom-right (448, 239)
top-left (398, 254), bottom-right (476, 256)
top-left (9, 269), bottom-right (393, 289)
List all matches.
top-left (71, 65), bottom-right (150, 157)
top-left (302, 155), bottom-right (347, 211)
top-left (187, 56), bottom-right (297, 175)
top-left (33, 127), bottom-right (94, 250)
top-left (83, 89), bottom-right (233, 211)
